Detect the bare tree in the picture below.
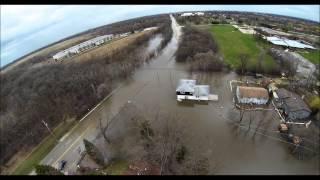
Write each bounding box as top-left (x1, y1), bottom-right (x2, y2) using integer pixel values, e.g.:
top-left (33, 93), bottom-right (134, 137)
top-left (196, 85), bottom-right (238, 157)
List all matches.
top-left (239, 53), bottom-right (249, 76)
top-left (99, 113), bottom-right (114, 144)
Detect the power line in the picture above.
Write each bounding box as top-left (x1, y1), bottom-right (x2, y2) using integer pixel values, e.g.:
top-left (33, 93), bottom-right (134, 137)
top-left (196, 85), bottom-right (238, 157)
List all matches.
top-left (221, 115), bottom-right (319, 154)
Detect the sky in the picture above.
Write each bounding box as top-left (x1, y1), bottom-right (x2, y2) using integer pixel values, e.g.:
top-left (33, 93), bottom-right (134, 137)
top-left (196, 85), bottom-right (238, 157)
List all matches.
top-left (1, 5), bottom-right (319, 67)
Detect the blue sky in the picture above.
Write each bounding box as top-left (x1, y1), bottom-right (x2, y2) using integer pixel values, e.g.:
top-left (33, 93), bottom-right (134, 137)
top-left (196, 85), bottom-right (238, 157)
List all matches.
top-left (1, 5), bottom-right (319, 67)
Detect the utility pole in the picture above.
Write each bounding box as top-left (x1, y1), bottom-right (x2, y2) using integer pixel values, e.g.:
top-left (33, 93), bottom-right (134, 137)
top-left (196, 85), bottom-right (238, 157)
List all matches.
top-left (42, 120), bottom-right (58, 142)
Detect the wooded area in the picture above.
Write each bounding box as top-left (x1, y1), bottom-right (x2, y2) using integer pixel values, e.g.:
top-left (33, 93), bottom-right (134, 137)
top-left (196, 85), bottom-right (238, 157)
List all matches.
top-left (175, 25), bottom-right (224, 72)
top-left (0, 15), bottom-right (172, 169)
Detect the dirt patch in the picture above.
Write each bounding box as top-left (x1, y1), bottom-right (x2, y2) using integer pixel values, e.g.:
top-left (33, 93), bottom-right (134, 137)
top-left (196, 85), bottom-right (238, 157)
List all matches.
top-left (124, 161), bottom-right (160, 175)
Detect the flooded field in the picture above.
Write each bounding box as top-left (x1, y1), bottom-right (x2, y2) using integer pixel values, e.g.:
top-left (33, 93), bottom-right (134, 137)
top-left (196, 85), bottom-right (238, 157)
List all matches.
top-left (41, 15), bottom-right (319, 175)
top-left (94, 15), bottom-right (319, 174)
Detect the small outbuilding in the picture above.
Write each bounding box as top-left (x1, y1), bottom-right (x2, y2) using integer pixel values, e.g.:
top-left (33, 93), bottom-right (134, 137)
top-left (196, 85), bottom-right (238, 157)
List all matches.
top-left (236, 86), bottom-right (269, 105)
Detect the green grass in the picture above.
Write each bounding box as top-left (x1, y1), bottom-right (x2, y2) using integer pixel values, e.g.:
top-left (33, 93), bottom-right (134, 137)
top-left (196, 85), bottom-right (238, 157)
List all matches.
top-left (12, 120), bottom-right (77, 175)
top-left (104, 160), bottom-right (129, 175)
top-left (208, 25), bottom-right (277, 72)
top-left (298, 50), bottom-right (320, 65)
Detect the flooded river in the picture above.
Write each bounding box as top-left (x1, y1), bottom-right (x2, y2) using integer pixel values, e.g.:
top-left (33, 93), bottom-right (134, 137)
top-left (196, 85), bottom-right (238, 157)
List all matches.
top-left (41, 15), bottom-right (319, 175)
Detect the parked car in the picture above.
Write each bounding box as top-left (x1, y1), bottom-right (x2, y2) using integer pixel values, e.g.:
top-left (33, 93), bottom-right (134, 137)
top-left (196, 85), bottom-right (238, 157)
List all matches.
top-left (59, 160), bottom-right (67, 171)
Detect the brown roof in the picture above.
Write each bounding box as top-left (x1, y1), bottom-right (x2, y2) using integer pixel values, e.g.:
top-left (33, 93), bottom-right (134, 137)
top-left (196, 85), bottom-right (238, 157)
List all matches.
top-left (237, 86), bottom-right (269, 99)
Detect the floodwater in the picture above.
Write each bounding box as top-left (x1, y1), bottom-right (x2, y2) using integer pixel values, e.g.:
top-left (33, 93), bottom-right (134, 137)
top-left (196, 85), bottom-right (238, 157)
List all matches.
top-left (41, 15), bottom-right (319, 175)
top-left (101, 15), bottom-right (319, 174)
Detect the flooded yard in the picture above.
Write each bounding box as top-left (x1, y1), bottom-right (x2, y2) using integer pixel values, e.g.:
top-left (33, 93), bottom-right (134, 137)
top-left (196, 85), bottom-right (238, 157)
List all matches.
top-left (90, 15), bottom-right (319, 174)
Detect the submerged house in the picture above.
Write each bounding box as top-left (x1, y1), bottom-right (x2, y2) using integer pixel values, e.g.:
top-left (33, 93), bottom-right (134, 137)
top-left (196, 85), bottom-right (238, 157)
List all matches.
top-left (236, 86), bottom-right (269, 105)
top-left (176, 79), bottom-right (216, 101)
top-left (275, 88), bottom-right (311, 121)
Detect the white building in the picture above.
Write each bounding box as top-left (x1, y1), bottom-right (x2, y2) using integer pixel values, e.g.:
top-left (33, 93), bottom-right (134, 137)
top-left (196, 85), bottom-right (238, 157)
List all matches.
top-left (195, 12), bottom-right (204, 16)
top-left (265, 36), bottom-right (316, 49)
top-left (181, 13), bottom-right (194, 17)
top-left (236, 86), bottom-right (269, 105)
top-left (143, 27), bottom-right (158, 31)
top-left (176, 79), bottom-right (218, 101)
top-left (53, 34), bottom-right (114, 60)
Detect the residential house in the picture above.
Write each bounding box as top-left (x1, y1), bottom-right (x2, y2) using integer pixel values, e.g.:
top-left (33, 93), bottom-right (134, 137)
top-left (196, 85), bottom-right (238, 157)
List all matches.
top-left (236, 86), bottom-right (269, 105)
top-left (275, 88), bottom-right (311, 121)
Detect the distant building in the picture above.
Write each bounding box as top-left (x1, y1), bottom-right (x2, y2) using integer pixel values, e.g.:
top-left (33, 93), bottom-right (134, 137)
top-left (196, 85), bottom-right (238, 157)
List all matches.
top-left (195, 12), bottom-right (204, 16)
top-left (265, 36), bottom-right (316, 49)
top-left (236, 86), bottom-right (269, 105)
top-left (143, 27), bottom-right (158, 31)
top-left (52, 34), bottom-right (114, 60)
top-left (181, 12), bottom-right (194, 17)
top-left (275, 88), bottom-right (311, 121)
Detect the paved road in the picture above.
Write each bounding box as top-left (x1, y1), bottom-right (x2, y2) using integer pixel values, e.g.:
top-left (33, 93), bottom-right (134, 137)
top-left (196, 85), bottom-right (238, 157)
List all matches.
top-left (36, 14), bottom-right (179, 175)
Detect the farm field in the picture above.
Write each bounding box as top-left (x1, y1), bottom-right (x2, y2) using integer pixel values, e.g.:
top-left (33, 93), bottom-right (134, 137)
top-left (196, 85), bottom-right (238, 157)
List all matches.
top-left (298, 50), bottom-right (320, 65)
top-left (207, 25), bottom-right (277, 73)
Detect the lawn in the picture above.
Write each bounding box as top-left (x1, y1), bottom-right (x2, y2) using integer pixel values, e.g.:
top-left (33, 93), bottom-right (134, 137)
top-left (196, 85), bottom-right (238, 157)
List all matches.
top-left (298, 50), bottom-right (320, 65)
top-left (208, 25), bottom-right (277, 73)
top-left (103, 160), bottom-right (129, 175)
top-left (12, 120), bottom-right (77, 175)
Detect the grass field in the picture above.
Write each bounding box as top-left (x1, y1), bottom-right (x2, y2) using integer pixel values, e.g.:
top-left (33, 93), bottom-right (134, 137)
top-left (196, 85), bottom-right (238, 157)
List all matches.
top-left (104, 160), bottom-right (129, 175)
top-left (207, 25), bottom-right (277, 73)
top-left (12, 120), bottom-right (77, 175)
top-left (298, 50), bottom-right (320, 65)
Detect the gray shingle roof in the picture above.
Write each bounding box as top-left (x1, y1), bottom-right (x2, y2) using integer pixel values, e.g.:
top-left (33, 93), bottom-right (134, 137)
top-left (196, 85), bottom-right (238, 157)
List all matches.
top-left (276, 88), bottom-right (311, 113)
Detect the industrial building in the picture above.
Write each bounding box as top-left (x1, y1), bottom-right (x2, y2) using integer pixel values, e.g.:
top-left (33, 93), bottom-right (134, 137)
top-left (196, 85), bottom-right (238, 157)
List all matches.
top-left (236, 86), bottom-right (269, 105)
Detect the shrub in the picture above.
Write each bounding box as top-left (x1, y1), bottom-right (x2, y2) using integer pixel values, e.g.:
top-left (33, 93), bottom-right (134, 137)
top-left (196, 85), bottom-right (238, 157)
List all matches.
top-left (35, 165), bottom-right (63, 175)
top-left (176, 145), bottom-right (187, 164)
top-left (83, 139), bottom-right (105, 166)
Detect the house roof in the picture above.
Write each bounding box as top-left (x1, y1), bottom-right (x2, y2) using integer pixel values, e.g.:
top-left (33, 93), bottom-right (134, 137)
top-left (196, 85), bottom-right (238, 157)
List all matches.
top-left (275, 88), bottom-right (291, 99)
top-left (176, 79), bottom-right (196, 93)
top-left (266, 36), bottom-right (316, 49)
top-left (237, 86), bottom-right (269, 99)
top-left (276, 88), bottom-right (311, 113)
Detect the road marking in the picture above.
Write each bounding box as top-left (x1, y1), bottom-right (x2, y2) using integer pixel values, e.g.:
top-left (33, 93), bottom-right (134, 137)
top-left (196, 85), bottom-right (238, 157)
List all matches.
top-left (80, 84), bottom-right (123, 122)
top-left (65, 139), bottom-right (72, 145)
top-left (59, 132), bottom-right (70, 142)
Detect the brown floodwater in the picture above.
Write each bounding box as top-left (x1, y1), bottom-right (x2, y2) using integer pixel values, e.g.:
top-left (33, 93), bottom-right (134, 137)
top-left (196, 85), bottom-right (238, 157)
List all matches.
top-left (101, 15), bottom-right (319, 174)
top-left (41, 15), bottom-right (319, 175)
